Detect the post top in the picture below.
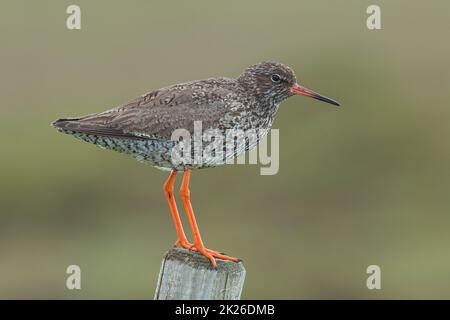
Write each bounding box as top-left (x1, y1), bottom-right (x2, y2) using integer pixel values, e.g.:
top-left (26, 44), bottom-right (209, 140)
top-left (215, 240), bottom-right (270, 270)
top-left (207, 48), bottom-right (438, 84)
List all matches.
top-left (165, 247), bottom-right (245, 273)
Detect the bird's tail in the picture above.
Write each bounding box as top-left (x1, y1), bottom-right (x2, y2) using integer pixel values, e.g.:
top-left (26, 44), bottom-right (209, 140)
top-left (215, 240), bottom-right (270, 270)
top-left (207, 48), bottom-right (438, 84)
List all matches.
top-left (51, 116), bottom-right (138, 139)
top-left (51, 118), bottom-right (82, 133)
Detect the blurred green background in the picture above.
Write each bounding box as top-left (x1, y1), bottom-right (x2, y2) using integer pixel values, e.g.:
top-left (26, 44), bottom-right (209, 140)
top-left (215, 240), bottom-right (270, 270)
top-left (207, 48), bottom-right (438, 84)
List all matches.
top-left (1, 0), bottom-right (450, 299)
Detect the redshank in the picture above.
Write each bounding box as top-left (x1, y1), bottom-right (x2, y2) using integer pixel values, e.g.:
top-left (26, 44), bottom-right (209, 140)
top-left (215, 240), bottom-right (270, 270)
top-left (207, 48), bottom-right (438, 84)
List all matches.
top-left (52, 61), bottom-right (339, 267)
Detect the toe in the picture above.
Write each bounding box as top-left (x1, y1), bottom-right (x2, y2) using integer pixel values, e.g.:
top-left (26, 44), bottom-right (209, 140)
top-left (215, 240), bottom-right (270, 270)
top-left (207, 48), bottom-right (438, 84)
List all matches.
top-left (200, 250), bottom-right (217, 267)
top-left (212, 252), bottom-right (239, 262)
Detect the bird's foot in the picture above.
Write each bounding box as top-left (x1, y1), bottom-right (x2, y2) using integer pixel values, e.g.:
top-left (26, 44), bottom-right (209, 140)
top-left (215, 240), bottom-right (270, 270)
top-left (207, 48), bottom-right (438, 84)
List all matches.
top-left (174, 239), bottom-right (238, 267)
top-left (190, 244), bottom-right (239, 268)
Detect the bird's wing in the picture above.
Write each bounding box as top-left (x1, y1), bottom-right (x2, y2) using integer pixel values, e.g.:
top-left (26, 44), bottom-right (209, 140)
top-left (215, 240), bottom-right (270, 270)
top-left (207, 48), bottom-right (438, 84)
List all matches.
top-left (53, 79), bottom-right (237, 140)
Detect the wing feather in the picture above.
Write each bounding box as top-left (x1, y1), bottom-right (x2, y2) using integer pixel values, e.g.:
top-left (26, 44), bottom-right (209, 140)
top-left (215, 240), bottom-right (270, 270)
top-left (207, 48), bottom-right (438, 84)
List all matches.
top-left (52, 78), bottom-right (238, 140)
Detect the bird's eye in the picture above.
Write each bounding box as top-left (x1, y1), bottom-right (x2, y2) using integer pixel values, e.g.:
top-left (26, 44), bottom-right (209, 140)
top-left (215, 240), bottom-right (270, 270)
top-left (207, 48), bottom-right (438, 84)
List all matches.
top-left (271, 74), bottom-right (281, 83)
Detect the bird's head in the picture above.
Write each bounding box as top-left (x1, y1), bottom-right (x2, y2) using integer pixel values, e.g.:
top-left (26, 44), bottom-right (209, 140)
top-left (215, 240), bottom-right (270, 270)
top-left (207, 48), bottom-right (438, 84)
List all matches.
top-left (238, 61), bottom-right (339, 106)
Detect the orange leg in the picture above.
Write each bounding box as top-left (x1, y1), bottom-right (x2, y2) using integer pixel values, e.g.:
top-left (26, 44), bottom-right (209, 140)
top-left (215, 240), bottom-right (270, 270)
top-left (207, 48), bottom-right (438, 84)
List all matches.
top-left (163, 170), bottom-right (191, 248)
top-left (179, 169), bottom-right (238, 267)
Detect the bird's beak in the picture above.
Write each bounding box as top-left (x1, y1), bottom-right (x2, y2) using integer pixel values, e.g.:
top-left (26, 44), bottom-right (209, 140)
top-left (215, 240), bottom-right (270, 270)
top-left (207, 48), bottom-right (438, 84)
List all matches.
top-left (290, 84), bottom-right (340, 106)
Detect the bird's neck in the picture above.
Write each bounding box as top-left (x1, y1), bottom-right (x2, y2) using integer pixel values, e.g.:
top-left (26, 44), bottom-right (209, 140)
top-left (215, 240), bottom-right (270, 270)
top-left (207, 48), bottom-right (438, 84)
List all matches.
top-left (236, 75), bottom-right (281, 128)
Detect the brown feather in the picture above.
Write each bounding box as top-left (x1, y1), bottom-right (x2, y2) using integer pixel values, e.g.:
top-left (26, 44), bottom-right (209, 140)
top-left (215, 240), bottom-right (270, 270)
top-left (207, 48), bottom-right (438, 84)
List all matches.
top-left (53, 78), bottom-right (241, 141)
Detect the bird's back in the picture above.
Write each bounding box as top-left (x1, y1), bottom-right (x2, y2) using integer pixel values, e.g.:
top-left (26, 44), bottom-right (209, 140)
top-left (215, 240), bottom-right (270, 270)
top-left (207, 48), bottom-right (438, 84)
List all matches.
top-left (53, 77), bottom-right (267, 170)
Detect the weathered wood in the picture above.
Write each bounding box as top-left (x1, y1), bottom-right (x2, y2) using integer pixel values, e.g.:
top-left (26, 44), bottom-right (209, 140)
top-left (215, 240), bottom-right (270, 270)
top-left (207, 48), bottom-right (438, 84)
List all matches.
top-left (154, 248), bottom-right (246, 300)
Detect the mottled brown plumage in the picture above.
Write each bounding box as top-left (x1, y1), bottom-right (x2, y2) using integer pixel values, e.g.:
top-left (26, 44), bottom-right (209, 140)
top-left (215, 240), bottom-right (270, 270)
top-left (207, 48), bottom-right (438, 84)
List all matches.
top-left (53, 61), bottom-right (320, 170)
top-left (52, 61), bottom-right (340, 267)
top-left (54, 63), bottom-right (298, 135)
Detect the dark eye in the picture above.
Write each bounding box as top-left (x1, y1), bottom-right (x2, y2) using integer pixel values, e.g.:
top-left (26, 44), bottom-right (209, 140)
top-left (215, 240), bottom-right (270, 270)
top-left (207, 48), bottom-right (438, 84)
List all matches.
top-left (271, 74), bottom-right (281, 83)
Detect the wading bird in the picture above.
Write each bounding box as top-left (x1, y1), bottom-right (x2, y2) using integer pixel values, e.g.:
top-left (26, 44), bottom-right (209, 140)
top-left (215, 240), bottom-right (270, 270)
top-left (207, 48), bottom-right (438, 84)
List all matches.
top-left (53, 61), bottom-right (339, 267)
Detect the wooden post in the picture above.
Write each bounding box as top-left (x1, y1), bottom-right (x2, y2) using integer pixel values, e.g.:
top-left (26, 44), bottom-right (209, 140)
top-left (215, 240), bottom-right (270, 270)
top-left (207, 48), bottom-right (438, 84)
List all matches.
top-left (154, 248), bottom-right (246, 300)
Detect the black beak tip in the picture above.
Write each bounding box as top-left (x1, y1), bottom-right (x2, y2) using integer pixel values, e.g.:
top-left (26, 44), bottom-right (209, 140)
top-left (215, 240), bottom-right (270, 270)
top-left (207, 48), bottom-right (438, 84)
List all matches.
top-left (324, 96), bottom-right (340, 106)
top-left (323, 97), bottom-right (340, 107)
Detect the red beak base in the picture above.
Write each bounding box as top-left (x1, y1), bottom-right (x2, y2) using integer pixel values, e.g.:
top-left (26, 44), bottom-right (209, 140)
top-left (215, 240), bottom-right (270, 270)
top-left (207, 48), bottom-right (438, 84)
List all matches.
top-left (290, 84), bottom-right (340, 106)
